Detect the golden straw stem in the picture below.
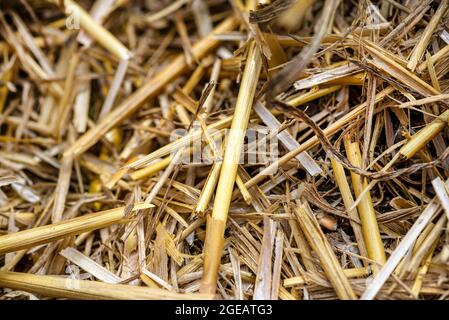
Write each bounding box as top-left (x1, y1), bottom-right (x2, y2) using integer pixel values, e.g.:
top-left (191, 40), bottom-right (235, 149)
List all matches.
top-left (284, 267), bottom-right (370, 287)
top-left (0, 271), bottom-right (212, 300)
top-left (287, 85), bottom-right (341, 107)
top-left (195, 162), bottom-right (222, 215)
top-left (330, 158), bottom-right (368, 260)
top-left (129, 156), bottom-right (172, 181)
top-left (343, 135), bottom-right (386, 271)
top-left (399, 110), bottom-right (449, 159)
top-left (235, 173), bottom-right (253, 205)
top-left (0, 203), bottom-right (153, 254)
top-left (200, 41), bottom-right (262, 294)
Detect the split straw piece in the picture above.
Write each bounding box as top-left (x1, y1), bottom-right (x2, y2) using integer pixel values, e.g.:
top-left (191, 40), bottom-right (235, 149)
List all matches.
top-left (294, 202), bottom-right (357, 299)
top-left (343, 135), bottom-right (386, 270)
top-left (0, 203), bottom-right (153, 254)
top-left (364, 38), bottom-right (439, 97)
top-left (51, 154), bottom-right (74, 222)
top-left (200, 41), bottom-right (262, 295)
top-left (65, 16), bottom-right (238, 157)
top-left (48, 0), bottom-right (131, 60)
top-left (293, 64), bottom-right (360, 90)
top-left (59, 247), bottom-right (122, 283)
top-left (0, 271), bottom-right (212, 300)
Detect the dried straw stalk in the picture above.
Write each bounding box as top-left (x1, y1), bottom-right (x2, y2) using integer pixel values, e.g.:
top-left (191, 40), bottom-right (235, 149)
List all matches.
top-left (0, 271), bottom-right (212, 300)
top-left (0, 203), bottom-right (153, 254)
top-left (200, 40), bottom-right (262, 294)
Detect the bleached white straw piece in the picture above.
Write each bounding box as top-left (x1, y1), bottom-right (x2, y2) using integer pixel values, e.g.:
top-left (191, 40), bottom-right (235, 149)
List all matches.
top-left (99, 58), bottom-right (129, 120)
top-left (60, 247), bottom-right (122, 284)
top-left (254, 101), bottom-right (322, 176)
top-left (73, 62), bottom-right (91, 133)
top-left (293, 64), bottom-right (360, 90)
top-left (432, 177), bottom-right (449, 218)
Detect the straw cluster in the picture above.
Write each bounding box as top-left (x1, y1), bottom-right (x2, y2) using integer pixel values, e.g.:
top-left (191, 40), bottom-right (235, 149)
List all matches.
top-left (1, 0), bottom-right (449, 300)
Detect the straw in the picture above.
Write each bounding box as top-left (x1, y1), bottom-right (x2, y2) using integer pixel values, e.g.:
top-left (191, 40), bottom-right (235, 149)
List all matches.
top-left (200, 39), bottom-right (262, 295)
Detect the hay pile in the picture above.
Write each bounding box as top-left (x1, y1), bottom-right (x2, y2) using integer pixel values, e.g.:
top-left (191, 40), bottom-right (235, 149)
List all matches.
top-left (0, 0), bottom-right (449, 300)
